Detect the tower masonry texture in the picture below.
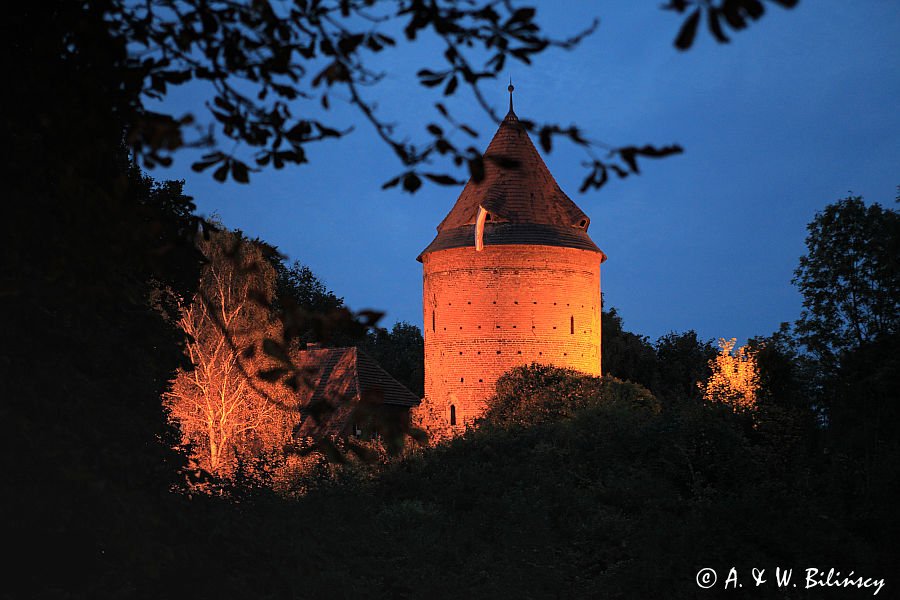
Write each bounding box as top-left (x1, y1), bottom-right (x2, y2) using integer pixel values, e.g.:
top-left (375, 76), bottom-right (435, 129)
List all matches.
top-left (415, 90), bottom-right (607, 437)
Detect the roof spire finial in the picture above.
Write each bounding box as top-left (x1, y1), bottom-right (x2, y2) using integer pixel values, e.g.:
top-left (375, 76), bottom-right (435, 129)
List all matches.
top-left (508, 79), bottom-right (515, 113)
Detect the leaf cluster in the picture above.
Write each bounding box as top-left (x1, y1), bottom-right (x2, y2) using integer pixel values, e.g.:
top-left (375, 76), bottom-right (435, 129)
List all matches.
top-left (664, 0), bottom-right (799, 51)
top-left (113, 0), bottom-right (601, 187)
top-left (102, 0), bottom-right (797, 192)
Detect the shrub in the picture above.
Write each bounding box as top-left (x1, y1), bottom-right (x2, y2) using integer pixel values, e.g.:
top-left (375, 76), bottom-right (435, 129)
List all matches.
top-left (480, 363), bottom-right (658, 429)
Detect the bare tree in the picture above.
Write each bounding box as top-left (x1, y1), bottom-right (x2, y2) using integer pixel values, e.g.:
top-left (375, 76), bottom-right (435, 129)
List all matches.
top-left (165, 230), bottom-right (295, 473)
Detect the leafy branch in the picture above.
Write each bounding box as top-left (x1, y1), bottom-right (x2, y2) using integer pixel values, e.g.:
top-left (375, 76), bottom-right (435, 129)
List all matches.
top-left (111, 0), bottom-right (796, 191)
top-left (663, 0), bottom-right (799, 50)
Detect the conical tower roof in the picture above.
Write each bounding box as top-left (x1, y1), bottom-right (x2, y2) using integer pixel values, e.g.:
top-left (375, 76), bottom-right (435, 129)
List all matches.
top-left (419, 95), bottom-right (604, 261)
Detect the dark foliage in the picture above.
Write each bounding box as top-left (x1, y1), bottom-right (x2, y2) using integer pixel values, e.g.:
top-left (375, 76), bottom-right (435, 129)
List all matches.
top-left (33, 1), bottom-right (805, 193)
top-left (747, 322), bottom-right (817, 412)
top-left (786, 195), bottom-right (900, 565)
top-left (279, 366), bottom-right (887, 599)
top-left (482, 363), bottom-right (658, 428)
top-left (601, 306), bottom-right (717, 404)
top-left (2, 0), bottom-right (208, 591)
top-left (664, 0), bottom-right (799, 50)
top-left (11, 1), bottom-right (895, 597)
top-left (654, 330), bottom-right (718, 402)
top-left (602, 306), bottom-right (661, 390)
top-left (793, 195), bottom-right (899, 366)
top-left (271, 259), bottom-right (366, 348)
top-left (363, 322), bottom-right (426, 398)
top-left (274, 261), bottom-right (345, 316)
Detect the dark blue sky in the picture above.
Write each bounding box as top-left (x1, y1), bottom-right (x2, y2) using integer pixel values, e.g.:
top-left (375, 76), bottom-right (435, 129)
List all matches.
top-left (154, 1), bottom-right (900, 345)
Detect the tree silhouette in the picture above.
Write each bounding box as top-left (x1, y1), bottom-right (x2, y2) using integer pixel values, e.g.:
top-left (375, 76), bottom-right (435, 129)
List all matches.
top-left (792, 194), bottom-right (900, 539)
top-left (30, 1), bottom-right (796, 194)
top-left (793, 195), bottom-right (899, 365)
top-left (664, 0), bottom-right (799, 50)
top-left (363, 322), bottom-right (425, 397)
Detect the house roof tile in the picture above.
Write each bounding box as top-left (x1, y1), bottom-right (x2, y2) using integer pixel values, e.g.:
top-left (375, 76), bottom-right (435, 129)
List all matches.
top-left (294, 346), bottom-right (419, 438)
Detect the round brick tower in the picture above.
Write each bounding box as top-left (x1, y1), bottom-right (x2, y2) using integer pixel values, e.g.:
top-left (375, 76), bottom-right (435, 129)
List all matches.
top-left (418, 88), bottom-right (607, 433)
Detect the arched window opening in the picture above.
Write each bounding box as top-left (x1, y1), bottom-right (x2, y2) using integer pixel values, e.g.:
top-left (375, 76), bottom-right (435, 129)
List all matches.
top-left (450, 405), bottom-right (457, 426)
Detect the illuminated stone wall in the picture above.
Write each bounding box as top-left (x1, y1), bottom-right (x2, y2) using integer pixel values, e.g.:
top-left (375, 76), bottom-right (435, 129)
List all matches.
top-left (420, 243), bottom-right (602, 432)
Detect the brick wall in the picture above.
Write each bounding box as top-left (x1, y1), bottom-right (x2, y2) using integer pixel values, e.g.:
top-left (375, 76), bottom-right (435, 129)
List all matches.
top-left (420, 243), bottom-right (602, 432)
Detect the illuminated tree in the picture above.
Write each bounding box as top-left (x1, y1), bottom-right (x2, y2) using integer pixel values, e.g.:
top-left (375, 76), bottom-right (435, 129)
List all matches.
top-left (701, 338), bottom-right (760, 411)
top-left (165, 230), bottom-right (295, 474)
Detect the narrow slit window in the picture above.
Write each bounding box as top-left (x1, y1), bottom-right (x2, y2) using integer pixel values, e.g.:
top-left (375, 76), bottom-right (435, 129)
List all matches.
top-left (450, 405), bottom-right (457, 426)
top-left (432, 311), bottom-right (435, 332)
top-left (570, 316), bottom-right (574, 335)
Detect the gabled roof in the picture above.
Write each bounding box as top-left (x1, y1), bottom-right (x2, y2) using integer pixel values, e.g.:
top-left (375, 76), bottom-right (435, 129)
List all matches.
top-left (419, 104), bottom-right (604, 260)
top-left (294, 346), bottom-right (420, 438)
